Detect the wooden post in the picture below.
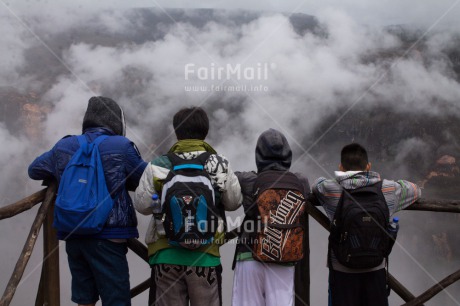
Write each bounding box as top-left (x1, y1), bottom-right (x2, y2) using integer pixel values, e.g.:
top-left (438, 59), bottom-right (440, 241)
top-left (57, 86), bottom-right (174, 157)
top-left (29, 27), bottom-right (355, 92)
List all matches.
top-left (0, 183), bottom-right (57, 306)
top-left (130, 279), bottom-right (150, 298)
top-left (127, 239), bottom-right (150, 298)
top-left (295, 215), bottom-right (310, 306)
top-left (387, 273), bottom-right (416, 303)
top-left (127, 238), bottom-right (149, 262)
top-left (42, 193), bottom-right (59, 306)
top-left (224, 227), bottom-right (239, 243)
top-left (34, 269), bottom-right (45, 306)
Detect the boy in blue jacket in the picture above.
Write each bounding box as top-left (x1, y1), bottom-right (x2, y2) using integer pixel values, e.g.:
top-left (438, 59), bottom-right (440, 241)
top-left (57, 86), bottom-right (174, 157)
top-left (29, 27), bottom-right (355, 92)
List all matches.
top-left (28, 96), bottom-right (147, 306)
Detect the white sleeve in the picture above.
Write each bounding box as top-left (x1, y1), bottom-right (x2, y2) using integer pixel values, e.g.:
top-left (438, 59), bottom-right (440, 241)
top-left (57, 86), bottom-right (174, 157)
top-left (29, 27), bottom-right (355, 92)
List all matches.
top-left (205, 154), bottom-right (242, 211)
top-left (221, 166), bottom-right (243, 211)
top-left (134, 164), bottom-right (155, 215)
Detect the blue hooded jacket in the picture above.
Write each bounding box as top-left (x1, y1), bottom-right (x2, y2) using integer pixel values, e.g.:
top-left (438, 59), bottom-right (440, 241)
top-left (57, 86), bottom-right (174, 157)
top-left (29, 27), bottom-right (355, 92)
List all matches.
top-left (28, 97), bottom-right (147, 239)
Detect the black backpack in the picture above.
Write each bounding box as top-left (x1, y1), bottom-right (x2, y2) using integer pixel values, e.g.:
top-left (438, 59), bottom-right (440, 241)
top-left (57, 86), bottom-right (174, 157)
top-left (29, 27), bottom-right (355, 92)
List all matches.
top-left (161, 152), bottom-right (220, 249)
top-left (329, 181), bottom-right (390, 269)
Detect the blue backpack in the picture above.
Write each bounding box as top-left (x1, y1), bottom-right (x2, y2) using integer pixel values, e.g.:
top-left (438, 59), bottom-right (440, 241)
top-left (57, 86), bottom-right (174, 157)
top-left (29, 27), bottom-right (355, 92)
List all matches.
top-left (54, 135), bottom-right (113, 235)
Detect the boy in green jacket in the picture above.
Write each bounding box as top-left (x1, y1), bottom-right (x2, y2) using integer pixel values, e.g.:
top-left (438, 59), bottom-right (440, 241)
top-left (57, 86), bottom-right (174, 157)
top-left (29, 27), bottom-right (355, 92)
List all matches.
top-left (134, 106), bottom-right (242, 306)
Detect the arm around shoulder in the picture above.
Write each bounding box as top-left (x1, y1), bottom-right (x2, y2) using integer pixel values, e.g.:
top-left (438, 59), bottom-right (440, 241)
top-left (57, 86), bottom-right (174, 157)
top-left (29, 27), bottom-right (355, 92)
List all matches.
top-left (310, 177), bottom-right (332, 206)
top-left (124, 140), bottom-right (147, 190)
top-left (221, 166), bottom-right (243, 211)
top-left (205, 154), bottom-right (242, 211)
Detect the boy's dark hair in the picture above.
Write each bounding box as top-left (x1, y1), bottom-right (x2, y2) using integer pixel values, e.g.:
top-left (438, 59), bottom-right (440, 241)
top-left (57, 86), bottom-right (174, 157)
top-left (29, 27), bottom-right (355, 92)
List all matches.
top-left (341, 143), bottom-right (369, 171)
top-left (173, 107), bottom-right (209, 140)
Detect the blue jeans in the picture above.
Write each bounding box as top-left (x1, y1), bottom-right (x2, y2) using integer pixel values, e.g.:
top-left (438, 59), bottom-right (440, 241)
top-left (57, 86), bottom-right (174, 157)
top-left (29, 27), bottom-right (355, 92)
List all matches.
top-left (66, 239), bottom-right (130, 306)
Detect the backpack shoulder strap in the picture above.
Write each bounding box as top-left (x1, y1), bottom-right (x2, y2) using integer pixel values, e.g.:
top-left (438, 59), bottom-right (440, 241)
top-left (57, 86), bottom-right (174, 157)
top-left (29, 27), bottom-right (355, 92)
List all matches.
top-left (254, 170), bottom-right (304, 196)
top-left (332, 186), bottom-right (347, 225)
top-left (92, 135), bottom-right (109, 147)
top-left (166, 152), bottom-right (180, 166)
top-left (333, 180), bottom-right (386, 228)
top-left (76, 135), bottom-right (108, 147)
top-left (349, 180), bottom-right (383, 196)
top-left (76, 135), bottom-right (87, 147)
top-left (167, 152), bottom-right (211, 170)
top-left (196, 151), bottom-right (212, 165)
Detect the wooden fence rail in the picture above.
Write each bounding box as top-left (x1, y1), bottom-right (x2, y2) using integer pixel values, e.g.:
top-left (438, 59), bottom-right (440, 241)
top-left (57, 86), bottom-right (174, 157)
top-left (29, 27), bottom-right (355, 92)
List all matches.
top-left (307, 198), bottom-right (460, 305)
top-left (1, 187), bottom-right (460, 306)
top-left (0, 189), bottom-right (46, 221)
top-left (402, 268), bottom-right (460, 306)
top-left (405, 198), bottom-right (460, 213)
top-left (0, 183), bottom-right (57, 306)
top-left (127, 239), bottom-right (150, 298)
top-left (39, 189), bottom-right (59, 305)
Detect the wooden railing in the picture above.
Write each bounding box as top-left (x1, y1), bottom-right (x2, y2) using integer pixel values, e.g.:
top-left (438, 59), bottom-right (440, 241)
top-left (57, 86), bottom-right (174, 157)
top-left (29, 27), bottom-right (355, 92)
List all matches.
top-left (0, 185), bottom-right (460, 306)
top-left (0, 184), bottom-right (58, 306)
top-left (306, 199), bottom-right (460, 306)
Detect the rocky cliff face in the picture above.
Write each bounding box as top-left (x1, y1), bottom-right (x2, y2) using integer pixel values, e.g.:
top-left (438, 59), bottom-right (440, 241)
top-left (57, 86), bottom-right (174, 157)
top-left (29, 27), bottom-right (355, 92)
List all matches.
top-left (0, 88), bottom-right (44, 138)
top-left (309, 105), bottom-right (460, 182)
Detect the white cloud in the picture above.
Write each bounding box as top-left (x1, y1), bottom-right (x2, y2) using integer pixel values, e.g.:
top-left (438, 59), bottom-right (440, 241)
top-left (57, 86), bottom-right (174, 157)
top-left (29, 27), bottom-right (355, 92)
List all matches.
top-left (1, 5), bottom-right (460, 305)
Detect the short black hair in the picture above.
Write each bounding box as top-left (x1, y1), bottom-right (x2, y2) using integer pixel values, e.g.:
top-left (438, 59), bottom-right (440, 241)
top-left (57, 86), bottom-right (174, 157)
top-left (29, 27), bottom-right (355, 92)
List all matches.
top-left (173, 107), bottom-right (209, 140)
top-left (341, 143), bottom-right (369, 171)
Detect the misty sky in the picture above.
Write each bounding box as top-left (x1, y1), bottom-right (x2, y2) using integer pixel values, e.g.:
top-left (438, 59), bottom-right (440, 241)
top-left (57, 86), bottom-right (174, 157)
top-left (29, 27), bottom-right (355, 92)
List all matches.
top-left (5, 0), bottom-right (460, 27)
top-left (1, 0), bottom-right (460, 305)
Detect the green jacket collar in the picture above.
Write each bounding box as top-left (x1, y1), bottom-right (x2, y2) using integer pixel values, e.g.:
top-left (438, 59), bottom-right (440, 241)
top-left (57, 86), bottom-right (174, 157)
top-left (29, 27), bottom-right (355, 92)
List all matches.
top-left (168, 139), bottom-right (217, 154)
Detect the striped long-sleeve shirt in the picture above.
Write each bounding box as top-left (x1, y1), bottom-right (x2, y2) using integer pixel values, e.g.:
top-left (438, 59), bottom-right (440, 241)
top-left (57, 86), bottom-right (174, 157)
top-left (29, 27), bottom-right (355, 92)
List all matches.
top-left (312, 170), bottom-right (421, 273)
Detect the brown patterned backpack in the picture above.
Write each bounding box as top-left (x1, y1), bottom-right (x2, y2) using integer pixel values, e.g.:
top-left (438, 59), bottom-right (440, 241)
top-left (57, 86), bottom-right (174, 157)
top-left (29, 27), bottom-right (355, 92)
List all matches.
top-left (252, 170), bottom-right (306, 263)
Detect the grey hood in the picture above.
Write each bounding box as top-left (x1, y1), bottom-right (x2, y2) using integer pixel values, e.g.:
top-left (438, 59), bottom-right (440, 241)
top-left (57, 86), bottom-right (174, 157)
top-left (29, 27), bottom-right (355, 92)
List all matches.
top-left (255, 128), bottom-right (292, 172)
top-left (82, 96), bottom-right (126, 136)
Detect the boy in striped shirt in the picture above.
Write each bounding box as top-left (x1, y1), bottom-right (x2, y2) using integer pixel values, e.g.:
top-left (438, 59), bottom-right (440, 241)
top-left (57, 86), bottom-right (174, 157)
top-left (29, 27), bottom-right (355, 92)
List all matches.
top-left (311, 143), bottom-right (421, 306)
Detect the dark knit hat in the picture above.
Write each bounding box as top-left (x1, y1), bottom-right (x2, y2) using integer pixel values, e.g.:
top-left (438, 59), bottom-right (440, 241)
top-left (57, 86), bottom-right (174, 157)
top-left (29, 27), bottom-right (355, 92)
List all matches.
top-left (82, 96), bottom-right (126, 136)
top-left (255, 128), bottom-right (292, 172)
